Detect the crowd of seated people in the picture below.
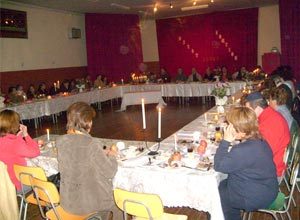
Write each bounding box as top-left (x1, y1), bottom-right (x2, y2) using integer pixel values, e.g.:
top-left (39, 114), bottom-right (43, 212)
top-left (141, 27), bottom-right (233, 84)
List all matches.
top-left (146, 65), bottom-right (257, 84)
top-left (3, 75), bottom-right (106, 104)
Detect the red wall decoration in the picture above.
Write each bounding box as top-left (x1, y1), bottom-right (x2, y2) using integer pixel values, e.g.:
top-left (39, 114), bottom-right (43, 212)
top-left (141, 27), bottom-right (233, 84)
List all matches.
top-left (156, 8), bottom-right (258, 76)
top-left (85, 13), bottom-right (143, 82)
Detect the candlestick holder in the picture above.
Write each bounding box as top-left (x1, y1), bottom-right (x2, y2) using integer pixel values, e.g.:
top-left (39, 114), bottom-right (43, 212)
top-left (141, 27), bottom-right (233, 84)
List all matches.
top-left (148, 138), bottom-right (161, 156)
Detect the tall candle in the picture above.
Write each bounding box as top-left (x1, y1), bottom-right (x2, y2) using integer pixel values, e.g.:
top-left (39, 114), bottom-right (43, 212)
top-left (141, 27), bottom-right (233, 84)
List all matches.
top-left (158, 108), bottom-right (161, 139)
top-left (54, 83), bottom-right (57, 92)
top-left (46, 129), bottom-right (50, 141)
top-left (141, 99), bottom-right (146, 129)
top-left (121, 79), bottom-right (124, 85)
top-left (232, 96), bottom-right (235, 103)
top-left (57, 80), bottom-right (60, 89)
top-left (174, 134), bottom-right (178, 152)
top-left (204, 113), bottom-right (207, 122)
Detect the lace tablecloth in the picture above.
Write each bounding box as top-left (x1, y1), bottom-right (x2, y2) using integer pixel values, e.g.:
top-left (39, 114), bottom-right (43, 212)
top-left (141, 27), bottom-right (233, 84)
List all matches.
top-left (2, 82), bottom-right (245, 120)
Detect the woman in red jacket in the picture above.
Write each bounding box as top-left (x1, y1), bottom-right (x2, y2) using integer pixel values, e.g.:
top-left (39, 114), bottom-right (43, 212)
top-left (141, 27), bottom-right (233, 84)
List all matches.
top-left (0, 110), bottom-right (40, 191)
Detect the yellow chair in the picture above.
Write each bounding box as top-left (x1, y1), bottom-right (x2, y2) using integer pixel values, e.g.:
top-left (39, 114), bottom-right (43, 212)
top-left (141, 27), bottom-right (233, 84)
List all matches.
top-left (113, 188), bottom-right (188, 220)
top-left (31, 176), bottom-right (95, 220)
top-left (14, 165), bottom-right (48, 220)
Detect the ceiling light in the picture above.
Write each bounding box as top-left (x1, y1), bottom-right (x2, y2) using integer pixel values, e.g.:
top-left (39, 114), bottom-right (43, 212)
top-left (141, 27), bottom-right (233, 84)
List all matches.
top-left (193, 1), bottom-right (197, 6)
top-left (154, 4), bottom-right (158, 13)
top-left (110, 3), bottom-right (130, 10)
top-left (170, 3), bottom-right (173, 8)
top-left (211, 0), bottom-right (214, 2)
top-left (181, 4), bottom-right (209, 11)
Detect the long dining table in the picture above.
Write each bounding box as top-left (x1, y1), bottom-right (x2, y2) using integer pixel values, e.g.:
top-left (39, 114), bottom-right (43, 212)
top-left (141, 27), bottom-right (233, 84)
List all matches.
top-left (2, 82), bottom-right (245, 122)
top-left (27, 102), bottom-right (235, 220)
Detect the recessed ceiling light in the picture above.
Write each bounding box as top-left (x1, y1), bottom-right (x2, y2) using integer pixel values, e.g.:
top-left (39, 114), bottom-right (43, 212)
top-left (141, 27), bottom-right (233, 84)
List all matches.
top-left (110, 3), bottom-right (130, 10)
top-left (181, 4), bottom-right (209, 11)
top-left (170, 3), bottom-right (173, 9)
top-left (193, 1), bottom-right (197, 6)
top-left (211, 0), bottom-right (214, 2)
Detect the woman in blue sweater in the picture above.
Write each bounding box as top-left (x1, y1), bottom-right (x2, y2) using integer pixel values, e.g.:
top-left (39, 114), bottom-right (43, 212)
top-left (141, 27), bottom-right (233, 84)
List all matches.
top-left (214, 107), bottom-right (278, 220)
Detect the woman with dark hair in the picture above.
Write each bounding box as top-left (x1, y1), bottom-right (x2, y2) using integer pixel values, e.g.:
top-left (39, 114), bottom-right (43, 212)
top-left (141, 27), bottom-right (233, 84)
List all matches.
top-left (26, 84), bottom-right (36, 100)
top-left (214, 107), bottom-right (278, 220)
top-left (57, 102), bottom-right (122, 219)
top-left (37, 83), bottom-right (49, 96)
top-left (0, 110), bottom-right (40, 191)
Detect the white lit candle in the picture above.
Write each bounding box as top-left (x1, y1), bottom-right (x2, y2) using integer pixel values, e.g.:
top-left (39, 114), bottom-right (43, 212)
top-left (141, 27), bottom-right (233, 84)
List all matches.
top-left (121, 79), bottom-right (124, 85)
top-left (141, 99), bottom-right (146, 129)
top-left (232, 96), bottom-right (235, 103)
top-left (54, 83), bottom-right (57, 92)
top-left (174, 134), bottom-right (178, 152)
top-left (204, 113), bottom-right (207, 122)
top-left (46, 129), bottom-right (50, 141)
top-left (158, 108), bottom-right (161, 139)
top-left (57, 80), bottom-right (60, 89)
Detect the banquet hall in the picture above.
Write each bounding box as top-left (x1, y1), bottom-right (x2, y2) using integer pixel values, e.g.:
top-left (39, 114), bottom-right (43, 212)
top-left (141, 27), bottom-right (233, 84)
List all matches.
top-left (0, 0), bottom-right (299, 220)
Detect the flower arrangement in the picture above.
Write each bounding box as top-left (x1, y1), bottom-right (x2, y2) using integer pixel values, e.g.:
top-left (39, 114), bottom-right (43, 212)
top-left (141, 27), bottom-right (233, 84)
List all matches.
top-left (211, 82), bottom-right (230, 98)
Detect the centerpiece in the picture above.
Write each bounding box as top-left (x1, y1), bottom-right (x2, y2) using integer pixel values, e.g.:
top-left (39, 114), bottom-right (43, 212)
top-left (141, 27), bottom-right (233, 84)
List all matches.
top-left (211, 82), bottom-right (230, 113)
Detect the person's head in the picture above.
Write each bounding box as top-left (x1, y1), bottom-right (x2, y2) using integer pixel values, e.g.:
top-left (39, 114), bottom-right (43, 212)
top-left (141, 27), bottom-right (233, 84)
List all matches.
top-left (178, 68), bottom-right (183, 74)
top-left (192, 67), bottom-right (197, 74)
top-left (16, 85), bottom-right (23, 91)
top-left (245, 91), bottom-right (268, 116)
top-left (28, 85), bottom-right (35, 93)
top-left (66, 102), bottom-right (96, 133)
top-left (0, 110), bottom-right (20, 137)
top-left (268, 87), bottom-right (288, 109)
top-left (161, 68), bottom-right (167, 74)
top-left (97, 75), bottom-right (103, 80)
top-left (63, 80), bottom-right (69, 88)
top-left (39, 83), bottom-right (46, 90)
top-left (8, 86), bottom-right (16, 94)
top-left (226, 106), bottom-right (260, 140)
top-left (206, 67), bottom-right (211, 75)
top-left (240, 66), bottom-right (246, 73)
top-left (221, 66), bottom-right (227, 74)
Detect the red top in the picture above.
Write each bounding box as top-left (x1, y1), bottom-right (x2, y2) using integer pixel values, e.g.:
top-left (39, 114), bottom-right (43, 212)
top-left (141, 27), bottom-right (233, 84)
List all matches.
top-left (0, 134), bottom-right (40, 190)
top-left (258, 107), bottom-right (290, 177)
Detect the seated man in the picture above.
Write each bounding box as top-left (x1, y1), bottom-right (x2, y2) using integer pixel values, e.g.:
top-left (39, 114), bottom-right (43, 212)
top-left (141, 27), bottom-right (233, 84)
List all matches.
top-left (175, 68), bottom-right (187, 82)
top-left (187, 67), bottom-right (202, 82)
top-left (245, 92), bottom-right (290, 180)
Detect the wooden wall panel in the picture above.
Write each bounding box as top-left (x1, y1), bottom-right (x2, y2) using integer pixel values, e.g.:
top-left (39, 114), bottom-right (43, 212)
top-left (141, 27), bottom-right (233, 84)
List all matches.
top-left (0, 66), bottom-right (87, 94)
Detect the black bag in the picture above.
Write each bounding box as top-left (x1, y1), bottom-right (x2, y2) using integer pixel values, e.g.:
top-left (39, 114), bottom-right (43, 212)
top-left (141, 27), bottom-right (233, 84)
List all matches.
top-left (47, 172), bottom-right (60, 191)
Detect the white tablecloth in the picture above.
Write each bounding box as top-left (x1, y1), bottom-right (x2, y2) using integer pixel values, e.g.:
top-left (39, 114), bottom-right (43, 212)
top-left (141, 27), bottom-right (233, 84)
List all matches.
top-left (119, 90), bottom-right (166, 111)
top-left (2, 82), bottom-right (245, 120)
top-left (28, 104), bottom-right (232, 220)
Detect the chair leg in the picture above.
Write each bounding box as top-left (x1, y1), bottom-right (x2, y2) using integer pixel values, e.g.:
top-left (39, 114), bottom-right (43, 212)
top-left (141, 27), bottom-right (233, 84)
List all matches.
top-left (286, 211), bottom-right (292, 220)
top-left (247, 212), bottom-right (252, 220)
top-left (23, 202), bottom-right (28, 220)
top-left (18, 197), bottom-right (24, 220)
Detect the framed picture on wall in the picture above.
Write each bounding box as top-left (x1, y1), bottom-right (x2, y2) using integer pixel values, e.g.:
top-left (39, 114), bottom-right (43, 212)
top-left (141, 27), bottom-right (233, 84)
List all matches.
top-left (0, 8), bottom-right (28, 38)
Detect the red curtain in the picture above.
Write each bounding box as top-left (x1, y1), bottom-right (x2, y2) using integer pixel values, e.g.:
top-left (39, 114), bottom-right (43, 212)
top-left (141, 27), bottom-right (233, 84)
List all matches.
top-left (156, 8), bottom-right (258, 76)
top-left (85, 14), bottom-right (143, 81)
top-left (279, 0), bottom-right (300, 81)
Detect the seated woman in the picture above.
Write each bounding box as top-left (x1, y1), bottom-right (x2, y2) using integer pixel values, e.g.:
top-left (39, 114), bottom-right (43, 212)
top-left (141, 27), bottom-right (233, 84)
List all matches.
top-left (0, 110), bottom-right (40, 191)
top-left (37, 82), bottom-right (49, 96)
top-left (214, 107), bottom-right (278, 220)
top-left (57, 102), bottom-right (122, 219)
top-left (26, 84), bottom-right (37, 100)
top-left (94, 74), bottom-right (105, 88)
